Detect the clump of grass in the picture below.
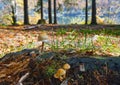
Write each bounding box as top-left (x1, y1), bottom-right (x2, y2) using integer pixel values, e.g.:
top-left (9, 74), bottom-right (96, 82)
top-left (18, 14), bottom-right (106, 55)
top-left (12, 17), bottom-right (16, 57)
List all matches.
top-left (56, 28), bottom-right (67, 36)
top-left (45, 66), bottom-right (56, 78)
top-left (0, 24), bottom-right (8, 28)
top-left (49, 28), bottom-right (120, 56)
top-left (79, 29), bottom-right (120, 36)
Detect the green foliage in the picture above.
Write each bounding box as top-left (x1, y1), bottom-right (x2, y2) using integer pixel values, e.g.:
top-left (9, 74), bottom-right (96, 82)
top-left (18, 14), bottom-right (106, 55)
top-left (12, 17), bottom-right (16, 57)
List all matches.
top-left (45, 62), bottom-right (57, 78)
top-left (56, 28), bottom-right (67, 35)
top-left (64, 0), bottom-right (78, 10)
top-left (45, 66), bottom-right (55, 78)
top-left (94, 35), bottom-right (120, 53)
top-left (79, 29), bottom-right (120, 36)
top-left (34, 0), bottom-right (41, 13)
top-left (57, 3), bottom-right (63, 12)
top-left (2, 15), bottom-right (13, 25)
top-left (37, 19), bottom-right (46, 24)
top-left (51, 41), bottom-right (59, 51)
top-left (17, 21), bottom-right (23, 25)
top-left (80, 20), bottom-right (91, 24)
top-left (69, 17), bottom-right (83, 24)
top-left (49, 28), bottom-right (120, 56)
top-left (0, 24), bottom-right (8, 27)
top-left (104, 17), bottom-right (116, 24)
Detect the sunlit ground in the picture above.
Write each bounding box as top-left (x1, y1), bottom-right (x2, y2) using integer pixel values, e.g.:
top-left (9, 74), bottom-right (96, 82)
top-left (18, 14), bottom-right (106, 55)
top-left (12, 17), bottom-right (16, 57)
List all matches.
top-left (0, 26), bottom-right (120, 58)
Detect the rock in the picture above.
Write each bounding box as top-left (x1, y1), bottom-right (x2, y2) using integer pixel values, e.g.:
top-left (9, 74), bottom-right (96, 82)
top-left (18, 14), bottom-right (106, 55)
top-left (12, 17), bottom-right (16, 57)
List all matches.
top-left (66, 57), bottom-right (120, 71)
top-left (35, 52), bottom-right (56, 63)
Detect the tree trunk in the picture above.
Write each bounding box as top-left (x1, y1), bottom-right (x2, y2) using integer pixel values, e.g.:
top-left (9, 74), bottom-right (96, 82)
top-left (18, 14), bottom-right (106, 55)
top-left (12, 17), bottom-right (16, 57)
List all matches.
top-left (53, 0), bottom-right (57, 24)
top-left (11, 5), bottom-right (17, 25)
top-left (40, 0), bottom-right (43, 20)
top-left (48, 0), bottom-right (52, 24)
top-left (91, 0), bottom-right (97, 25)
top-left (24, 0), bottom-right (29, 25)
top-left (85, 0), bottom-right (88, 25)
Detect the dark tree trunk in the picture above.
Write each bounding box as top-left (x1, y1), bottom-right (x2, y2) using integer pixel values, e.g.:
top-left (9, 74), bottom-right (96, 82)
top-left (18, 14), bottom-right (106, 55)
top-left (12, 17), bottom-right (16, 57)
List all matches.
top-left (53, 0), bottom-right (57, 24)
top-left (40, 0), bottom-right (43, 20)
top-left (11, 5), bottom-right (17, 25)
top-left (91, 0), bottom-right (97, 25)
top-left (85, 0), bottom-right (88, 25)
top-left (48, 0), bottom-right (52, 24)
top-left (24, 0), bottom-right (29, 25)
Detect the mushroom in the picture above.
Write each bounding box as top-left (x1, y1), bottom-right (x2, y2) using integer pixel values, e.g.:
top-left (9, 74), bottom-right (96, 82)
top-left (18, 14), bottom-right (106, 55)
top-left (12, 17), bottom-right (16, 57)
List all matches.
top-left (54, 68), bottom-right (66, 81)
top-left (38, 32), bottom-right (49, 52)
top-left (63, 63), bottom-right (71, 70)
top-left (63, 63), bottom-right (70, 78)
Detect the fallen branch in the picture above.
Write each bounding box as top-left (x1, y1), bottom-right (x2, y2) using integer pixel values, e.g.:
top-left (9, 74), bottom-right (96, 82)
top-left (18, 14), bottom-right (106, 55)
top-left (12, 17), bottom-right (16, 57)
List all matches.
top-left (24, 25), bottom-right (41, 30)
top-left (60, 78), bottom-right (70, 85)
top-left (17, 72), bottom-right (30, 85)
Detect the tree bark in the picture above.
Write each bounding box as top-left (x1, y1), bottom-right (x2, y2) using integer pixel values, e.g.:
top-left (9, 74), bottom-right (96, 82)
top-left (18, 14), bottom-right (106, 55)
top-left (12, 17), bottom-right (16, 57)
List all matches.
top-left (11, 5), bottom-right (17, 25)
top-left (40, 0), bottom-right (43, 20)
top-left (91, 0), bottom-right (97, 25)
top-left (54, 0), bottom-right (57, 24)
top-left (24, 0), bottom-right (29, 25)
top-left (48, 0), bottom-right (52, 24)
top-left (85, 0), bottom-right (88, 25)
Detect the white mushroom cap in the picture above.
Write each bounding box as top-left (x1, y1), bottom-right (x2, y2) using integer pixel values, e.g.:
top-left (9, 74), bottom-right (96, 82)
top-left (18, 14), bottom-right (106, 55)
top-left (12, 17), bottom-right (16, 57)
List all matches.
top-left (42, 40), bottom-right (49, 43)
top-left (38, 32), bottom-right (49, 41)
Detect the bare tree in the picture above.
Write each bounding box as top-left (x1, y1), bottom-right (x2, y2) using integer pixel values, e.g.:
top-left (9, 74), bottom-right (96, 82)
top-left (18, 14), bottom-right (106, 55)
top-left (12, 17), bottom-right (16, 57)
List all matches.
top-left (23, 0), bottom-right (29, 25)
top-left (53, 0), bottom-right (57, 24)
top-left (91, 0), bottom-right (97, 25)
top-left (48, 0), bottom-right (52, 24)
top-left (40, 0), bottom-right (43, 20)
top-left (2, 0), bottom-right (17, 25)
top-left (85, 0), bottom-right (88, 25)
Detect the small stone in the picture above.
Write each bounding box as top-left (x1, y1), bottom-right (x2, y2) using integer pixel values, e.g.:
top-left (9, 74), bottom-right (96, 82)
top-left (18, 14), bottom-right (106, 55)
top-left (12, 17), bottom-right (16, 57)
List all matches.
top-left (79, 63), bottom-right (85, 72)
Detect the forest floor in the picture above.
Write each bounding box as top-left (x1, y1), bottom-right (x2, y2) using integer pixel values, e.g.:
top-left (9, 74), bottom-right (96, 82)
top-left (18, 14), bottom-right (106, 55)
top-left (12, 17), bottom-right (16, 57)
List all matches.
top-left (0, 25), bottom-right (120, 85)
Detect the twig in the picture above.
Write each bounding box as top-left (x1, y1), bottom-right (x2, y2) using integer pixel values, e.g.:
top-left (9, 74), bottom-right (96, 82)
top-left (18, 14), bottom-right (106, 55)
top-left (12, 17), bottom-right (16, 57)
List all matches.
top-left (60, 78), bottom-right (70, 85)
top-left (41, 42), bottom-right (44, 52)
top-left (17, 72), bottom-right (30, 85)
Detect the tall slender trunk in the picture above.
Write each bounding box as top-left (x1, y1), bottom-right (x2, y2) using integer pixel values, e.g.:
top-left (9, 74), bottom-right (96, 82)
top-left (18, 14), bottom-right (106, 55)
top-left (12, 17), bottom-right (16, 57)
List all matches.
top-left (48, 0), bottom-right (52, 24)
top-left (40, 0), bottom-right (43, 20)
top-left (54, 0), bottom-right (57, 24)
top-left (85, 0), bottom-right (88, 25)
top-left (11, 3), bottom-right (17, 25)
top-left (24, 0), bottom-right (29, 25)
top-left (91, 0), bottom-right (97, 25)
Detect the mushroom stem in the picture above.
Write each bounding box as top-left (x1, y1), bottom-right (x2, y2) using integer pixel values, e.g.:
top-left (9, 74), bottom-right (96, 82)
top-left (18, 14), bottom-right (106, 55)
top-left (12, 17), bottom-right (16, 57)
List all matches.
top-left (41, 42), bottom-right (44, 52)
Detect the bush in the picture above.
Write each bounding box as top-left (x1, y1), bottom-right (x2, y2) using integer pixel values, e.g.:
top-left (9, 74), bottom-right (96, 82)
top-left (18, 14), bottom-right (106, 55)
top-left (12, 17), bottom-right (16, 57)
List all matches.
top-left (37, 19), bottom-right (46, 24)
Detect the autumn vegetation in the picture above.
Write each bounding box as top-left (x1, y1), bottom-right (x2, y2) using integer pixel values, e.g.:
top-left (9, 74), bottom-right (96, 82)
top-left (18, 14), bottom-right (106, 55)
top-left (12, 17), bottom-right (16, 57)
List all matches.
top-left (0, 0), bottom-right (120, 85)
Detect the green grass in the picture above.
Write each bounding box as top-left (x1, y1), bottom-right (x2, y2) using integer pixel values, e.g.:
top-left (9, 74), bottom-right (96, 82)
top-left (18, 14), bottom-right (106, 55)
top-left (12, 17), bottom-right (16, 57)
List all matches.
top-left (0, 28), bottom-right (120, 58)
top-left (79, 28), bottom-right (120, 36)
top-left (50, 28), bottom-right (120, 56)
top-left (0, 24), bottom-right (8, 28)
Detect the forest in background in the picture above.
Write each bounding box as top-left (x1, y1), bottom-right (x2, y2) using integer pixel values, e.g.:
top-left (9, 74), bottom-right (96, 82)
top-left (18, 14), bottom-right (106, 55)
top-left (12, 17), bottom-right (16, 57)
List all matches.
top-left (0, 0), bottom-right (120, 25)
